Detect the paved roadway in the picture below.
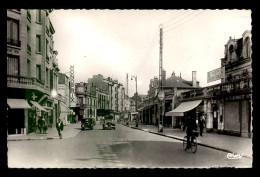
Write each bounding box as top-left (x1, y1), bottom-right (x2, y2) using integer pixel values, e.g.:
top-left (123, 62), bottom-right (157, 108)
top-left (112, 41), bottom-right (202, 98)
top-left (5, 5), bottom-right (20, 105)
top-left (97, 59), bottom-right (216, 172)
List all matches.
top-left (8, 122), bottom-right (252, 168)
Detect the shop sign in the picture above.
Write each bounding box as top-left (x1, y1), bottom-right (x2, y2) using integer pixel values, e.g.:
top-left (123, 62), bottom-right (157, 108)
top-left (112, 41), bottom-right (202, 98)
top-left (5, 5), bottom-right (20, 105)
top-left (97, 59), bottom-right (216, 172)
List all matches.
top-left (225, 94), bottom-right (250, 101)
top-left (207, 67), bottom-right (225, 83)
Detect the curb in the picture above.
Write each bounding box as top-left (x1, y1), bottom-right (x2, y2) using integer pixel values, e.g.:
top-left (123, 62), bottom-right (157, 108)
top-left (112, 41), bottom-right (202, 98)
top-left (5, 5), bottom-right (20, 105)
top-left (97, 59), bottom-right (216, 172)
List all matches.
top-left (8, 131), bottom-right (82, 141)
top-left (122, 124), bottom-right (252, 159)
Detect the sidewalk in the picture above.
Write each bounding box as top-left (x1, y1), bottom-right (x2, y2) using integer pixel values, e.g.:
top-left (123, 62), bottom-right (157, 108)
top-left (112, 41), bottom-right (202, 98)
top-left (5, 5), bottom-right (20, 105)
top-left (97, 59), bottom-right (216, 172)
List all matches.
top-left (123, 121), bottom-right (253, 159)
top-left (7, 122), bottom-right (82, 141)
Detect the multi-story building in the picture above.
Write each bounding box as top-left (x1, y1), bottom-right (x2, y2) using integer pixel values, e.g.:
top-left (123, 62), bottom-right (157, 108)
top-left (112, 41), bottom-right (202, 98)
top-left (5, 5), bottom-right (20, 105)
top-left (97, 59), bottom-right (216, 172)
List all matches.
top-left (74, 82), bottom-right (88, 121)
top-left (130, 93), bottom-right (146, 121)
top-left (7, 9), bottom-right (60, 135)
top-left (102, 77), bottom-right (125, 120)
top-left (171, 30), bottom-right (252, 138)
top-left (58, 73), bottom-right (73, 124)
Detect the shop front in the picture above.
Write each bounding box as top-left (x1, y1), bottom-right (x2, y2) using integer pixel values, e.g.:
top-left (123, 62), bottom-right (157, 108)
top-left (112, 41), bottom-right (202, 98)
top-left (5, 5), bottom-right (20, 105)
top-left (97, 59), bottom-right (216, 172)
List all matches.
top-left (166, 99), bottom-right (204, 129)
top-left (7, 99), bottom-right (31, 135)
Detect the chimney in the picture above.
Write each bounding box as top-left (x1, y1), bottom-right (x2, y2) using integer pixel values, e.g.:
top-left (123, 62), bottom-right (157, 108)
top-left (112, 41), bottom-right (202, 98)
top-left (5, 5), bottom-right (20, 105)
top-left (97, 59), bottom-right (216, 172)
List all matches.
top-left (180, 72), bottom-right (181, 78)
top-left (192, 71), bottom-right (197, 87)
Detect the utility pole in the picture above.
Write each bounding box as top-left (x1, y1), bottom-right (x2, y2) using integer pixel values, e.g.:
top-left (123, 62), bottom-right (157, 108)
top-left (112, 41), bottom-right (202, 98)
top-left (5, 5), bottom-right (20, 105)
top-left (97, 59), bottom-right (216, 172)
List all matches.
top-left (126, 73), bottom-right (128, 97)
top-left (131, 75), bottom-right (138, 127)
top-left (70, 65), bottom-right (75, 103)
top-left (158, 25), bottom-right (164, 133)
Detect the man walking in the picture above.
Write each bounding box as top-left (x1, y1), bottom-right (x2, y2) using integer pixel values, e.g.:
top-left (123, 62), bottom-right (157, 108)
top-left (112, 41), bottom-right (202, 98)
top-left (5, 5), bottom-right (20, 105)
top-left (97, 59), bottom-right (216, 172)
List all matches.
top-left (37, 116), bottom-right (43, 134)
top-left (56, 119), bottom-right (64, 139)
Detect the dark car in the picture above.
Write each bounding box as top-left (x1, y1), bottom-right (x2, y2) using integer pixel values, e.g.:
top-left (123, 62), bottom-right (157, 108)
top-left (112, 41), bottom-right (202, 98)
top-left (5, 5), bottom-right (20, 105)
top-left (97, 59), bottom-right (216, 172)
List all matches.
top-left (101, 115), bottom-right (116, 130)
top-left (81, 117), bottom-right (96, 130)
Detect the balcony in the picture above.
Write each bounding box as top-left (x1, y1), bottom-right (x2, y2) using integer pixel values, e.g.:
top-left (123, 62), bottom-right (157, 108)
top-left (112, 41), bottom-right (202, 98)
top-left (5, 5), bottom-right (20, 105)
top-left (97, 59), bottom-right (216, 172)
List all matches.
top-left (7, 75), bottom-right (50, 94)
top-left (7, 38), bottom-right (21, 47)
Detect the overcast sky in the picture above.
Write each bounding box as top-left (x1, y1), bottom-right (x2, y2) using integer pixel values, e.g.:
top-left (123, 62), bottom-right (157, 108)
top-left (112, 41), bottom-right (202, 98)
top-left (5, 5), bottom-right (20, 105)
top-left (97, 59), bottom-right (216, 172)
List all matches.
top-left (49, 9), bottom-right (251, 97)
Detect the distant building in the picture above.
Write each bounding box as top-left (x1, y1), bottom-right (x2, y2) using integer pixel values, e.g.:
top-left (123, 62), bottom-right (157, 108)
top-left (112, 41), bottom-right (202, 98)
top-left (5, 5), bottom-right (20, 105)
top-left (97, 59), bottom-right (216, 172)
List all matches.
top-left (74, 82), bottom-right (88, 121)
top-left (58, 73), bottom-right (73, 124)
top-left (139, 70), bottom-right (199, 127)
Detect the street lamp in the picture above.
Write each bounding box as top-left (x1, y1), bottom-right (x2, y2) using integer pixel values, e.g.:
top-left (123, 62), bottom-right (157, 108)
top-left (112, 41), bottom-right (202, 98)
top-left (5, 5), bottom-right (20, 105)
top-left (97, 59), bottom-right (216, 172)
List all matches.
top-left (131, 75), bottom-right (138, 127)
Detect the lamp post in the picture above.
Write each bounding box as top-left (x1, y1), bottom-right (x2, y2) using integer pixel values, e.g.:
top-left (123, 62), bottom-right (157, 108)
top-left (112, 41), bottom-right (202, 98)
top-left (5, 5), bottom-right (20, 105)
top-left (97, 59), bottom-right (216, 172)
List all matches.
top-left (131, 75), bottom-right (138, 127)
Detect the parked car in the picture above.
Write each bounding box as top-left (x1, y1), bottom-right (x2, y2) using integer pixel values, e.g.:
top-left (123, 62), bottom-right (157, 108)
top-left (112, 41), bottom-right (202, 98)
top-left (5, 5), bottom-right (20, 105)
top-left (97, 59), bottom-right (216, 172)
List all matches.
top-left (81, 117), bottom-right (96, 130)
top-left (102, 115), bottom-right (116, 130)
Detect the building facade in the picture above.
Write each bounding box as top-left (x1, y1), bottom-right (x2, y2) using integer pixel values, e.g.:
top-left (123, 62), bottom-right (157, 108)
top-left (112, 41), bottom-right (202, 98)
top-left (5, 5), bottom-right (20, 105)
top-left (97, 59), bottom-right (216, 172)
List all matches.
top-left (58, 73), bottom-right (73, 124)
top-left (7, 9), bottom-right (61, 135)
top-left (139, 70), bottom-right (199, 127)
top-left (74, 82), bottom-right (88, 121)
top-left (172, 30), bottom-right (252, 138)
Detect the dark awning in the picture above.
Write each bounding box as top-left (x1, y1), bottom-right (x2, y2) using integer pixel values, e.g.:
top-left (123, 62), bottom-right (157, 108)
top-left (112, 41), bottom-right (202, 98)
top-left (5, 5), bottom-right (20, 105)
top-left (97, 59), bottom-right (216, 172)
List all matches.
top-left (165, 100), bottom-right (202, 116)
top-left (7, 99), bottom-right (31, 109)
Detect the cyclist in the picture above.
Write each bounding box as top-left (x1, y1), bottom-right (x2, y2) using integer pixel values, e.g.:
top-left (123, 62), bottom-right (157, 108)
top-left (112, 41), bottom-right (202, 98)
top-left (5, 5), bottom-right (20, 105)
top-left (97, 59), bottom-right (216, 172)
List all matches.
top-left (183, 114), bottom-right (197, 150)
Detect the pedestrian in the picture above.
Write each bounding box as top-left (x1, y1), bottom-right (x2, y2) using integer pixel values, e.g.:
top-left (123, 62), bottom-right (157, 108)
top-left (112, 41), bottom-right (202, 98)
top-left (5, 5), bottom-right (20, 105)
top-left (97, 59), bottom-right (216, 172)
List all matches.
top-left (42, 117), bottom-right (47, 134)
top-left (37, 116), bottom-right (43, 134)
top-left (199, 114), bottom-right (206, 136)
top-left (56, 119), bottom-right (64, 139)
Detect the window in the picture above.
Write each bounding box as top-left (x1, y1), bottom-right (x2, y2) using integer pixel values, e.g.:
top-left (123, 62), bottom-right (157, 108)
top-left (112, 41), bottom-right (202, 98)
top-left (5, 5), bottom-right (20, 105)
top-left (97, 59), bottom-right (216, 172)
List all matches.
top-left (46, 39), bottom-right (49, 61)
top-left (245, 37), bottom-right (251, 58)
top-left (27, 10), bottom-right (31, 22)
top-left (27, 26), bottom-right (31, 54)
top-left (36, 10), bottom-right (42, 23)
top-left (46, 68), bottom-right (49, 86)
top-left (7, 55), bottom-right (19, 76)
top-left (36, 65), bottom-right (41, 80)
top-left (36, 35), bottom-right (41, 53)
top-left (7, 18), bottom-right (20, 46)
top-left (54, 74), bottom-right (57, 90)
top-left (27, 60), bottom-right (31, 77)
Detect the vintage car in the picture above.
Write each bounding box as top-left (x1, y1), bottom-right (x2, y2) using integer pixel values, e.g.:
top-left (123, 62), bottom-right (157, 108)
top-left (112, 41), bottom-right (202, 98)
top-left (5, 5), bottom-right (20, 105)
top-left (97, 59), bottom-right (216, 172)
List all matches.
top-left (81, 117), bottom-right (96, 130)
top-left (101, 115), bottom-right (116, 130)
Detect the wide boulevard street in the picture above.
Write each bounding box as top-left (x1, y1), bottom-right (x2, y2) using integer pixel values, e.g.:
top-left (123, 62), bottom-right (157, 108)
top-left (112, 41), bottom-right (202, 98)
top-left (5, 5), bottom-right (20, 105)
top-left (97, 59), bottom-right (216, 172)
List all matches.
top-left (8, 122), bottom-right (251, 168)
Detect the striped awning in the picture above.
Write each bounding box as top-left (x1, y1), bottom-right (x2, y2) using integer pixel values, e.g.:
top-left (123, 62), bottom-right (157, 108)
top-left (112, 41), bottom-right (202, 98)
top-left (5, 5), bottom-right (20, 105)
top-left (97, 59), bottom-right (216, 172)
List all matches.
top-left (7, 99), bottom-right (31, 109)
top-left (165, 100), bottom-right (202, 116)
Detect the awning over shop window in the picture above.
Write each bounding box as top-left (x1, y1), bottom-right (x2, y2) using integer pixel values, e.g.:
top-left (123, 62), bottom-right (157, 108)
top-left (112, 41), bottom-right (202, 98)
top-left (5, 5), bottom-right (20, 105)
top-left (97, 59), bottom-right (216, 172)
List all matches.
top-left (165, 100), bottom-right (202, 116)
top-left (7, 99), bottom-right (31, 109)
top-left (30, 101), bottom-right (47, 112)
top-left (60, 102), bottom-right (73, 113)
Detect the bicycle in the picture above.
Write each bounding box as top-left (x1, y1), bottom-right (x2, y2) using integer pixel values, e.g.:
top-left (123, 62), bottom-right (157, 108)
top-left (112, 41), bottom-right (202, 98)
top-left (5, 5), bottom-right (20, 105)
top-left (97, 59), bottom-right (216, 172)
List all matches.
top-left (183, 130), bottom-right (199, 153)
